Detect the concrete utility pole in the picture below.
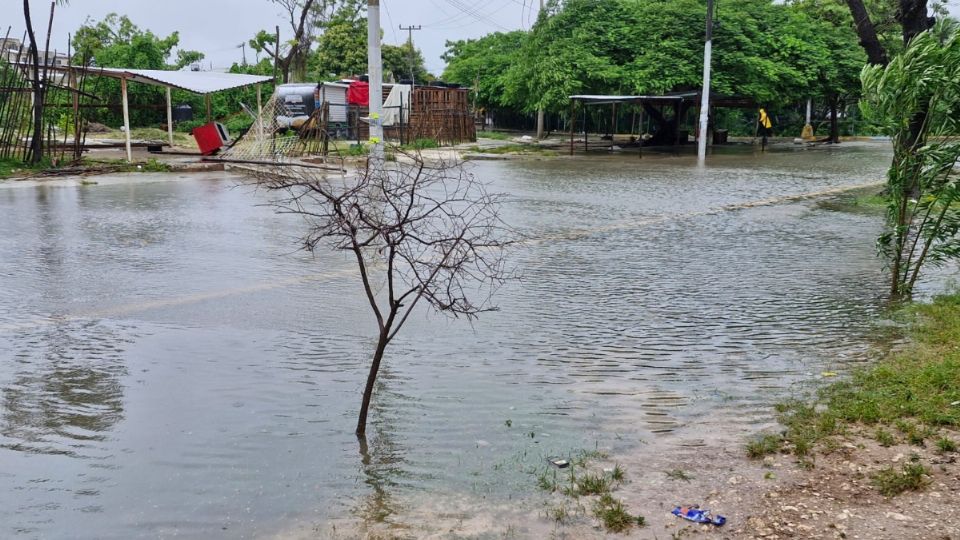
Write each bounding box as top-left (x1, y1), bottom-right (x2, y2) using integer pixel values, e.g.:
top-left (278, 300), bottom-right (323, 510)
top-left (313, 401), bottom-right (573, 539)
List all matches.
top-left (399, 24), bottom-right (422, 86)
top-left (536, 0), bottom-right (545, 139)
top-left (368, 0), bottom-right (385, 164)
top-left (697, 0), bottom-right (715, 163)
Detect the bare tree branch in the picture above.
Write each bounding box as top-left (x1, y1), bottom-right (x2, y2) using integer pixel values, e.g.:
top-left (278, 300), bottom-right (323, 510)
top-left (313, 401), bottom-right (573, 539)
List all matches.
top-left (253, 151), bottom-right (516, 436)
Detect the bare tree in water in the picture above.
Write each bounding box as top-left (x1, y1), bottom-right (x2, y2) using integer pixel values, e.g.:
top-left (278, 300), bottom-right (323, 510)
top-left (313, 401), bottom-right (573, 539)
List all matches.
top-left (258, 155), bottom-right (513, 436)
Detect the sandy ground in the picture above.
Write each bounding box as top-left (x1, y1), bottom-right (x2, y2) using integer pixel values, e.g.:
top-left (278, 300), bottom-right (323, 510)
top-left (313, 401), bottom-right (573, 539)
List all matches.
top-left (289, 426), bottom-right (959, 540)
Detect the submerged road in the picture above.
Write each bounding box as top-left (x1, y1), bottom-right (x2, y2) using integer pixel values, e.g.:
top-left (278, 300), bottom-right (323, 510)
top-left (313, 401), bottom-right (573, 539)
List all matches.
top-left (0, 143), bottom-right (912, 538)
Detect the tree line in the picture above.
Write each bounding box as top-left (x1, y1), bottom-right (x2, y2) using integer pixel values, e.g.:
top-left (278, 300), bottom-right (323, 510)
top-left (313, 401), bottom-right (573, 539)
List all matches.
top-left (441, 0), bottom-right (951, 138)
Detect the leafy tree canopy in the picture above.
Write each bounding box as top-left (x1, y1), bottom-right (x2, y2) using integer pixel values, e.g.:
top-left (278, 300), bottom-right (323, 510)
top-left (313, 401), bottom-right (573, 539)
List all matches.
top-left (443, 0), bottom-right (871, 113)
top-left (441, 31), bottom-right (526, 109)
top-left (309, 7), bottom-right (431, 82)
top-left (72, 13), bottom-right (202, 71)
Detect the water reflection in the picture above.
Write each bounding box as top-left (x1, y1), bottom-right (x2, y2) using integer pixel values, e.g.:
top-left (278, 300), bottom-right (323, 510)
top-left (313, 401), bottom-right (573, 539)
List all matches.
top-left (2, 321), bottom-right (126, 457)
top-left (356, 370), bottom-right (414, 526)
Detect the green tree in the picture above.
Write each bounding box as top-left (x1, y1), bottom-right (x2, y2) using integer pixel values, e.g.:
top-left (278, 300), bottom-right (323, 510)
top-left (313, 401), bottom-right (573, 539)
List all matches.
top-left (382, 42), bottom-right (430, 83)
top-left (442, 31), bottom-right (526, 109)
top-left (23, 0), bottom-right (71, 164)
top-left (250, 0), bottom-right (363, 82)
top-left (174, 50), bottom-right (206, 70)
top-left (71, 14), bottom-right (205, 127)
top-left (309, 8), bottom-right (430, 81)
top-left (860, 21), bottom-right (960, 296)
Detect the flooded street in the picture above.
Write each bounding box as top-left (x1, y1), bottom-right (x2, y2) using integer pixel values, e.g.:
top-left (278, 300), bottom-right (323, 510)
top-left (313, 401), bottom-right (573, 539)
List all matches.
top-left (0, 143), bottom-right (916, 538)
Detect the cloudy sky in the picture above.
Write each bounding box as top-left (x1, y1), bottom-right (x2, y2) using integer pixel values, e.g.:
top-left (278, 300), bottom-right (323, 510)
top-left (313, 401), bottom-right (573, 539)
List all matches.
top-left (7, 0), bottom-right (960, 76)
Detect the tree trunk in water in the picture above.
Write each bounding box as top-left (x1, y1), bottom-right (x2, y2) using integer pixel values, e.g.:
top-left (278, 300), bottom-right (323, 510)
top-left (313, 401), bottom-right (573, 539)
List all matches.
top-left (844, 0), bottom-right (889, 65)
top-left (356, 334), bottom-right (388, 437)
top-left (829, 97), bottom-right (840, 144)
top-left (24, 0), bottom-right (43, 164)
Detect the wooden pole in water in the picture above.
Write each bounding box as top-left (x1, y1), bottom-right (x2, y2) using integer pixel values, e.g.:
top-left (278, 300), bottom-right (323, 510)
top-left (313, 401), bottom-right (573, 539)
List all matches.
top-left (121, 77), bottom-right (132, 162)
top-left (256, 83), bottom-right (263, 147)
top-left (205, 94), bottom-right (211, 123)
top-left (638, 103), bottom-right (643, 159)
top-left (697, 0), bottom-right (715, 163)
top-left (583, 105), bottom-right (588, 152)
top-left (568, 100), bottom-right (575, 156)
top-left (165, 86), bottom-right (174, 148)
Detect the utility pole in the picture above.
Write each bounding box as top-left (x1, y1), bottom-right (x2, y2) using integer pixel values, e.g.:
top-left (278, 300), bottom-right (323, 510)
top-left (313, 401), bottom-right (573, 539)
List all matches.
top-left (697, 0), bottom-right (715, 163)
top-left (368, 0), bottom-right (385, 164)
top-left (536, 0), bottom-right (545, 139)
top-left (240, 42), bottom-right (247, 67)
top-left (399, 24), bottom-right (421, 86)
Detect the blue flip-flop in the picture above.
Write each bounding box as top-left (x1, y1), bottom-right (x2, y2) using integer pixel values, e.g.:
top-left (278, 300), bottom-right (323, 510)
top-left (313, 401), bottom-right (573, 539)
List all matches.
top-left (672, 505), bottom-right (726, 526)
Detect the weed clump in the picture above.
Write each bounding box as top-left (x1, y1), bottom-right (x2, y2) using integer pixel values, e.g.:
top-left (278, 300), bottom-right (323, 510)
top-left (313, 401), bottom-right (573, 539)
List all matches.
top-left (936, 437), bottom-right (957, 453)
top-left (565, 472), bottom-right (610, 496)
top-left (746, 434), bottom-right (783, 458)
top-left (875, 427), bottom-right (896, 447)
top-left (594, 493), bottom-right (644, 533)
top-left (871, 461), bottom-right (930, 496)
top-left (665, 469), bottom-right (693, 482)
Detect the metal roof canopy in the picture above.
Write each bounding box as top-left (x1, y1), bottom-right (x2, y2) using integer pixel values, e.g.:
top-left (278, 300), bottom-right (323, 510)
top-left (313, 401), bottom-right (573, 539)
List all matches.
top-left (90, 68), bottom-right (273, 94)
top-left (31, 64), bottom-right (273, 94)
top-left (570, 91), bottom-right (755, 109)
top-left (570, 94), bottom-right (689, 106)
top-left (31, 64), bottom-right (274, 161)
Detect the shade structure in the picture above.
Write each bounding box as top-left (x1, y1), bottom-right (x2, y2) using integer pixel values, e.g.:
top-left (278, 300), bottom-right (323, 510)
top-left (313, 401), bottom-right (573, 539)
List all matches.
top-left (24, 65), bottom-right (275, 161)
top-left (86, 68), bottom-right (273, 95)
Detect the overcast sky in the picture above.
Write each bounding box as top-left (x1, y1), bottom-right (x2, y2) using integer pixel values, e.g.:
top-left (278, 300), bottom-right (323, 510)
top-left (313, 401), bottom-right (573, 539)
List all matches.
top-left (7, 0), bottom-right (960, 76)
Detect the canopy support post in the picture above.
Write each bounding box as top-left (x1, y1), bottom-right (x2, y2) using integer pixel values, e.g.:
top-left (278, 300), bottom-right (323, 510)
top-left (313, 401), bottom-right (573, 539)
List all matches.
top-left (568, 100), bottom-right (575, 156)
top-left (121, 77), bottom-right (132, 162)
top-left (166, 86), bottom-right (174, 148)
top-left (256, 83), bottom-right (263, 144)
top-left (638, 103), bottom-right (644, 159)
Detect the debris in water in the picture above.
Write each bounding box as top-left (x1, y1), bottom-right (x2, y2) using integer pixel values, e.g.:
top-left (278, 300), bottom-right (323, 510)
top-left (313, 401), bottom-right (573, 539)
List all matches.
top-left (547, 457), bottom-right (569, 469)
top-left (672, 505), bottom-right (726, 526)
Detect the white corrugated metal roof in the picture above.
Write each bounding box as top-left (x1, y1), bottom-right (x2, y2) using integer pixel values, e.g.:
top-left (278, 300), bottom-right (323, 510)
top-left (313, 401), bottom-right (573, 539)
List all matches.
top-left (20, 64), bottom-right (273, 94)
top-left (94, 68), bottom-right (273, 94)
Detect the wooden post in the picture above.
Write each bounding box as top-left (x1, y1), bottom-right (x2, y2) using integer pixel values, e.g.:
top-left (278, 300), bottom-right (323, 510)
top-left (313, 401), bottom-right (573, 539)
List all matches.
top-left (674, 101), bottom-right (682, 149)
top-left (583, 105), bottom-right (588, 152)
top-left (121, 77), bottom-right (132, 162)
top-left (638, 103), bottom-right (643, 159)
top-left (610, 103), bottom-right (616, 138)
top-left (70, 67), bottom-right (80, 155)
top-left (205, 94), bottom-right (211, 123)
top-left (256, 83), bottom-right (263, 146)
top-left (165, 86), bottom-right (174, 148)
top-left (569, 100), bottom-right (575, 156)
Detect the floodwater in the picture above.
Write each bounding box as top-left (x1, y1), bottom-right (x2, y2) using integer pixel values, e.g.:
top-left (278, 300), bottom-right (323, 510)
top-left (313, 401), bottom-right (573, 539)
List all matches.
top-left (0, 142), bottom-right (933, 538)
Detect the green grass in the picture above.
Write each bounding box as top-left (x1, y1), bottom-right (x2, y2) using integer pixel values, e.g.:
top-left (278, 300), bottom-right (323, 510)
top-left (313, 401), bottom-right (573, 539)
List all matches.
top-left (936, 437), bottom-right (957, 453)
top-left (0, 157), bottom-right (44, 179)
top-left (764, 292), bottom-right (960, 458)
top-left (875, 427), bottom-right (896, 447)
top-left (594, 494), bottom-right (644, 533)
top-left (477, 130), bottom-right (514, 141)
top-left (664, 469), bottom-right (693, 482)
top-left (871, 461), bottom-right (930, 496)
top-left (610, 464), bottom-right (626, 483)
top-left (97, 127), bottom-right (195, 147)
top-left (473, 143), bottom-right (558, 156)
top-left (565, 472), bottom-right (610, 496)
top-left (400, 138), bottom-right (440, 151)
top-left (81, 157), bottom-right (172, 173)
top-left (746, 434), bottom-right (784, 458)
